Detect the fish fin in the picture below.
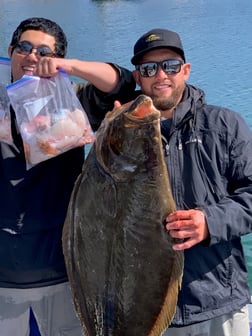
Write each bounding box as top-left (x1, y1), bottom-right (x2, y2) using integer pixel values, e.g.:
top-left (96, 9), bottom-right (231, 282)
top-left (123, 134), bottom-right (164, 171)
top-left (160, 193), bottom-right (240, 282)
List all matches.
top-left (149, 250), bottom-right (184, 336)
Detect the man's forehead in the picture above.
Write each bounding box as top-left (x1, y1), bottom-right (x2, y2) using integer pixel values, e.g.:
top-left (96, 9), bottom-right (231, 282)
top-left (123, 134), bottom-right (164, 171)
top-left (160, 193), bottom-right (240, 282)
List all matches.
top-left (140, 48), bottom-right (182, 62)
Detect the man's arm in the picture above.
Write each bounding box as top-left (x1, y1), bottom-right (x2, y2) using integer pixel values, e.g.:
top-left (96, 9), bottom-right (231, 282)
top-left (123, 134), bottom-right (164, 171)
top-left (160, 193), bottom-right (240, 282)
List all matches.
top-left (35, 57), bottom-right (119, 92)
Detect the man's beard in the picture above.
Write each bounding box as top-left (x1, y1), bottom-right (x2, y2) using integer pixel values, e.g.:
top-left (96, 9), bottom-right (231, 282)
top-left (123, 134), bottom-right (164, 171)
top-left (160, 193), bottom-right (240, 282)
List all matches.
top-left (152, 83), bottom-right (185, 112)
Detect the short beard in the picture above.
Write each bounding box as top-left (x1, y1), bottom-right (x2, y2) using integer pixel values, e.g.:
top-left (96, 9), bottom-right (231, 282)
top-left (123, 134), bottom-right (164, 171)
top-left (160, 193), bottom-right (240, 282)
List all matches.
top-left (152, 83), bottom-right (185, 112)
top-left (152, 96), bottom-right (177, 111)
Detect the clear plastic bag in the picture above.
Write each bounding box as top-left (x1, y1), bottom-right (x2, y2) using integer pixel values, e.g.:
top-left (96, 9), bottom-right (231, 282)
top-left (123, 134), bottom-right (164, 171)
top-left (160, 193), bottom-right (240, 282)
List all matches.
top-left (7, 70), bottom-right (95, 167)
top-left (0, 57), bottom-right (12, 144)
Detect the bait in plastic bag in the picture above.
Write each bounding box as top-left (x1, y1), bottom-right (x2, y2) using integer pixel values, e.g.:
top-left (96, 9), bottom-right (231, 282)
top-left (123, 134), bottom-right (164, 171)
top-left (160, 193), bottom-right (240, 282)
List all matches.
top-left (7, 70), bottom-right (95, 167)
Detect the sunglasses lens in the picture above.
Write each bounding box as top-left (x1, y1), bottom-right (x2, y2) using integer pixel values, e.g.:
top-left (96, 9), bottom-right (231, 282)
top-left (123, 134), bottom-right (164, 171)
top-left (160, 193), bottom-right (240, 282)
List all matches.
top-left (139, 63), bottom-right (158, 77)
top-left (36, 47), bottom-right (54, 57)
top-left (162, 60), bottom-right (182, 74)
top-left (15, 41), bottom-right (32, 55)
top-left (37, 47), bottom-right (54, 57)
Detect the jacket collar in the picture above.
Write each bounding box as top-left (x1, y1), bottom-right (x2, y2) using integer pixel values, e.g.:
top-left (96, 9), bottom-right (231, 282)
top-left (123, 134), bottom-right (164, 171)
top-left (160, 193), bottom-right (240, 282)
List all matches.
top-left (172, 84), bottom-right (205, 130)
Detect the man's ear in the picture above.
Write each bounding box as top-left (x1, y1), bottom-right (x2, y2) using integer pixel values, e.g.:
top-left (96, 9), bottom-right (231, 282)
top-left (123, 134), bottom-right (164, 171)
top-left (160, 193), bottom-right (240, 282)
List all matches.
top-left (132, 69), bottom-right (141, 86)
top-left (8, 46), bottom-right (13, 57)
top-left (182, 63), bottom-right (191, 81)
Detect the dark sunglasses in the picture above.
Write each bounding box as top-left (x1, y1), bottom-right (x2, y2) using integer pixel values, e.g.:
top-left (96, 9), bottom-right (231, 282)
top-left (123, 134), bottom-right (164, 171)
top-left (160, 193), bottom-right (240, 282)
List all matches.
top-left (12, 41), bottom-right (56, 58)
top-left (136, 59), bottom-right (184, 77)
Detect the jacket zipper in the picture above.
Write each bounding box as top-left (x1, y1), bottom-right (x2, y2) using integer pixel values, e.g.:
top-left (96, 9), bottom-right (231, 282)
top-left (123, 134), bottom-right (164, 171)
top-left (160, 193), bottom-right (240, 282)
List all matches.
top-left (162, 134), bottom-right (170, 157)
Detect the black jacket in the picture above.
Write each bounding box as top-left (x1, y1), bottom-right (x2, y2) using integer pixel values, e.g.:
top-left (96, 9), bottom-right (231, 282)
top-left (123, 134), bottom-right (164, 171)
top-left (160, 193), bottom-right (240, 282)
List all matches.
top-left (161, 84), bottom-right (252, 326)
top-left (0, 65), bottom-right (135, 288)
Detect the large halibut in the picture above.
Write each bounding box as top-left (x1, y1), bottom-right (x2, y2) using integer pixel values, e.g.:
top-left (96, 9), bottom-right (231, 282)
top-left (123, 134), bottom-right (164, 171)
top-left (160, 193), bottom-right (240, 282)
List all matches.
top-left (62, 95), bottom-right (184, 336)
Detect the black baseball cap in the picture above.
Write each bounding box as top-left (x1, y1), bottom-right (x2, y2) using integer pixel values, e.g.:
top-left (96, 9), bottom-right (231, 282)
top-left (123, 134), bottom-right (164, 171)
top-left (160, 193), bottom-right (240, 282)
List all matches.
top-left (131, 28), bottom-right (186, 65)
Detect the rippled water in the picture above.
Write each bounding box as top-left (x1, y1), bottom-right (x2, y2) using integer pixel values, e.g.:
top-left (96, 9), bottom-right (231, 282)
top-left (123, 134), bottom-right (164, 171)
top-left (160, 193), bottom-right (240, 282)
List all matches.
top-left (1, 0), bottom-right (251, 123)
top-left (0, 0), bottom-right (252, 287)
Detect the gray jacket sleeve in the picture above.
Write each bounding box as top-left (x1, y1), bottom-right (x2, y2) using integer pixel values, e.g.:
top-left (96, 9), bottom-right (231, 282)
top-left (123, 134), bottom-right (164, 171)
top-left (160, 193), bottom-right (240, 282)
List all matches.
top-left (202, 112), bottom-right (252, 244)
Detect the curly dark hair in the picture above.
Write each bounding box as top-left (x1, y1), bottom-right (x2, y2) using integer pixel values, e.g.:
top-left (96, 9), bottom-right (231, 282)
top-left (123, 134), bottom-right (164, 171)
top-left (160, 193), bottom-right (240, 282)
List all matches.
top-left (9, 17), bottom-right (67, 58)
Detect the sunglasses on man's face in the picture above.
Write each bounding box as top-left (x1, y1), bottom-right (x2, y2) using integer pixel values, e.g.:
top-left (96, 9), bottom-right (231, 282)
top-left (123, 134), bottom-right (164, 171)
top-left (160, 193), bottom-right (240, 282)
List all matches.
top-left (136, 59), bottom-right (184, 77)
top-left (12, 41), bottom-right (56, 58)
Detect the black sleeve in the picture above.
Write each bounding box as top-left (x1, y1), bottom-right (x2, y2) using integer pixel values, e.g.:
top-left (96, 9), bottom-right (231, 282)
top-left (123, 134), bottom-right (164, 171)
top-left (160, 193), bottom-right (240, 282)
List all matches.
top-left (75, 63), bottom-right (136, 131)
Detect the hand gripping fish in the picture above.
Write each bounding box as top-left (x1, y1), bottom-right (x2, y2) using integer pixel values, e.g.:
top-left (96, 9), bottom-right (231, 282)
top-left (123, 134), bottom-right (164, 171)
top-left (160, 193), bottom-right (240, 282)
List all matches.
top-left (62, 94), bottom-right (184, 336)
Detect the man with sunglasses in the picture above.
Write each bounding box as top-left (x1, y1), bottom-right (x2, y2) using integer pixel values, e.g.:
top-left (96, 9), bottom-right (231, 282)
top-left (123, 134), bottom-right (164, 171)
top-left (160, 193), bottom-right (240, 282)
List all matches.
top-left (0, 17), bottom-right (135, 336)
top-left (115, 28), bottom-right (252, 335)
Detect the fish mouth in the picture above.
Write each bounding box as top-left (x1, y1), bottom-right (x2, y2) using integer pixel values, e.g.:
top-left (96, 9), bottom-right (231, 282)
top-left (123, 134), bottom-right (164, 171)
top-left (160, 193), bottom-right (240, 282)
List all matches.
top-left (125, 95), bottom-right (160, 122)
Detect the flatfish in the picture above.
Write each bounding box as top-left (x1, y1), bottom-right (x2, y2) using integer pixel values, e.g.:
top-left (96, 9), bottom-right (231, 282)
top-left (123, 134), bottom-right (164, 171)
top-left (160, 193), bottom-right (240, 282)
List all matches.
top-left (62, 94), bottom-right (184, 336)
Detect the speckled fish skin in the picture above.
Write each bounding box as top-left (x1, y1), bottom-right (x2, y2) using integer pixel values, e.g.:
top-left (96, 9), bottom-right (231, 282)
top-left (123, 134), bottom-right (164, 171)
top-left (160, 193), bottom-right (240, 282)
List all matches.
top-left (62, 95), bottom-right (184, 336)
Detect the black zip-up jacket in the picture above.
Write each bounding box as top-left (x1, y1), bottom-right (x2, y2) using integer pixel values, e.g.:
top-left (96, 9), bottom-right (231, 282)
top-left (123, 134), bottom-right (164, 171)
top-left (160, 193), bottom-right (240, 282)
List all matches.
top-left (164, 84), bottom-right (252, 326)
top-left (132, 84), bottom-right (252, 326)
top-left (0, 64), bottom-right (135, 288)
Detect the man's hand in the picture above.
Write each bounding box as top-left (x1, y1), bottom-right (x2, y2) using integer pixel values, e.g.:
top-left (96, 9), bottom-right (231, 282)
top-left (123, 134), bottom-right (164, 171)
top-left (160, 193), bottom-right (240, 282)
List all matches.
top-left (165, 209), bottom-right (209, 250)
top-left (113, 100), bottom-right (122, 109)
top-left (35, 57), bottom-right (73, 77)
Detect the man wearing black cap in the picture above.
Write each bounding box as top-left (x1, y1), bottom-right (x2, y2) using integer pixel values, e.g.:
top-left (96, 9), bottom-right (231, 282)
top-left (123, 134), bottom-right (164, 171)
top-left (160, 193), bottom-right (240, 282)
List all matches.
top-left (130, 28), bottom-right (189, 121)
top-left (116, 28), bottom-right (252, 335)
